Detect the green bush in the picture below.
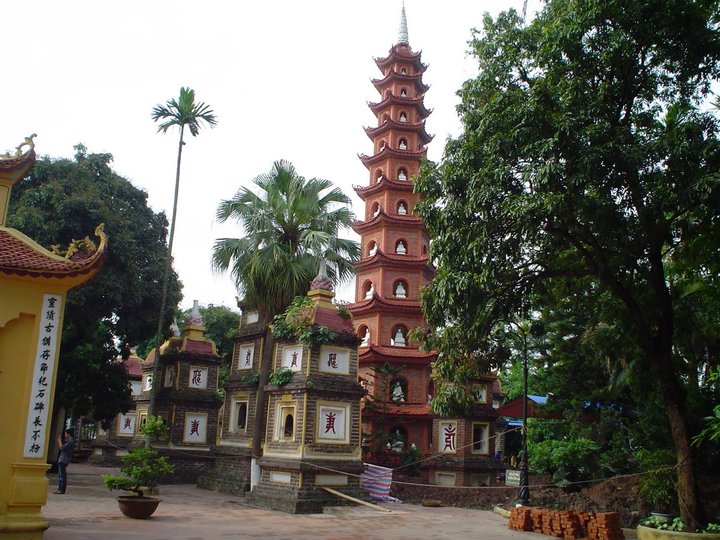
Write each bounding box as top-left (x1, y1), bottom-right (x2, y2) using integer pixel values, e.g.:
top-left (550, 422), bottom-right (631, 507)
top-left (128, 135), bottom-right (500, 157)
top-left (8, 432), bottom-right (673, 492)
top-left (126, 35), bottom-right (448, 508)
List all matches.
top-left (269, 367), bottom-right (293, 386)
top-left (530, 438), bottom-right (600, 486)
top-left (637, 448), bottom-right (677, 513)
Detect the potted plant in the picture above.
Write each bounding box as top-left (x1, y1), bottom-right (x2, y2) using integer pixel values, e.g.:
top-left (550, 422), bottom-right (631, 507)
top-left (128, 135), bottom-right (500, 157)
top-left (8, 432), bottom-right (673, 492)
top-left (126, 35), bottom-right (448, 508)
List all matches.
top-left (102, 416), bottom-right (174, 519)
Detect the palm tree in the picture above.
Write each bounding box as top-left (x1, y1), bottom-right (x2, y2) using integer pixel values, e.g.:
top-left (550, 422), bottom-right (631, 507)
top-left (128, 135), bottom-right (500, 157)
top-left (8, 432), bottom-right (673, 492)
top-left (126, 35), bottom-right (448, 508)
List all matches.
top-left (212, 159), bottom-right (358, 319)
top-left (148, 87), bottom-right (217, 418)
top-left (212, 159), bottom-right (359, 465)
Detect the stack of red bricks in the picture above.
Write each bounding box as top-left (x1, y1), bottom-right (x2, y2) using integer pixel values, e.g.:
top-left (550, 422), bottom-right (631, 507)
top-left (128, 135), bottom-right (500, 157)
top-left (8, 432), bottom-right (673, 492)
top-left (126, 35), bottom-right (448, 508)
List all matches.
top-left (508, 507), bottom-right (624, 540)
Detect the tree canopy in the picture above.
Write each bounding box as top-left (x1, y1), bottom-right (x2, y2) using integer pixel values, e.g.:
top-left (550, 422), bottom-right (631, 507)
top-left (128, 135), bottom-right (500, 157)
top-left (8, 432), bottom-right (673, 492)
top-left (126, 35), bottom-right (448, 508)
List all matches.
top-left (212, 159), bottom-right (359, 320)
top-left (415, 0), bottom-right (720, 528)
top-left (8, 145), bottom-right (182, 427)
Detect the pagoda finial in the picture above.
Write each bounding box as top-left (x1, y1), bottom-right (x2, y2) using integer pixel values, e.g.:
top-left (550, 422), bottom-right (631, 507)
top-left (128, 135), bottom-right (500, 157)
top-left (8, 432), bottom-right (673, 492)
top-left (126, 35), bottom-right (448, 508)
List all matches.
top-left (398, 2), bottom-right (409, 45)
top-left (310, 258), bottom-right (333, 291)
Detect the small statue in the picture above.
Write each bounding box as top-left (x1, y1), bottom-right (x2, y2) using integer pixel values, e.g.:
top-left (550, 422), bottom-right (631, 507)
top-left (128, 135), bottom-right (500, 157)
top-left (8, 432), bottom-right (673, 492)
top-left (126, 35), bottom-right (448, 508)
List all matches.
top-left (397, 202), bottom-right (407, 215)
top-left (396, 241), bottom-right (406, 255)
top-left (391, 382), bottom-right (405, 402)
top-left (373, 205), bottom-right (381, 217)
top-left (393, 328), bottom-right (406, 347)
top-left (398, 170), bottom-right (407, 181)
top-left (361, 328), bottom-right (370, 346)
top-left (395, 282), bottom-right (407, 298)
top-left (365, 283), bottom-right (375, 299)
top-left (369, 243), bottom-right (378, 256)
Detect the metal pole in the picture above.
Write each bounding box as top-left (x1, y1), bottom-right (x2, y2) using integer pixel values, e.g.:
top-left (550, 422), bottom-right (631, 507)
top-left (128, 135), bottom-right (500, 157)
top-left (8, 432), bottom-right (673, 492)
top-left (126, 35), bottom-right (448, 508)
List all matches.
top-left (517, 330), bottom-right (530, 506)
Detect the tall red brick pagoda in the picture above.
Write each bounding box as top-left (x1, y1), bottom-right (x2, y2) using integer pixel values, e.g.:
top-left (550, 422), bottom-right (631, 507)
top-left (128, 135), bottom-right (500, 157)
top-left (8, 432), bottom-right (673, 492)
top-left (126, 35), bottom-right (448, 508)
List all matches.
top-left (349, 7), bottom-right (437, 455)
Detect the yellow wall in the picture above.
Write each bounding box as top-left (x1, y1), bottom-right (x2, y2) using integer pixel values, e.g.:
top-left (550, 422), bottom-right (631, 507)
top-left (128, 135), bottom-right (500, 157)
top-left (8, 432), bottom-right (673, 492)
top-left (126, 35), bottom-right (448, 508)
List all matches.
top-left (0, 278), bottom-right (69, 539)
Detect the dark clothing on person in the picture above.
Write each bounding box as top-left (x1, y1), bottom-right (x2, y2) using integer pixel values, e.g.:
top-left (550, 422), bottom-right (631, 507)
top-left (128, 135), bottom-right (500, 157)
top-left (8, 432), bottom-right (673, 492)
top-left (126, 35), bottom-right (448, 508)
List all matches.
top-left (56, 433), bottom-right (75, 494)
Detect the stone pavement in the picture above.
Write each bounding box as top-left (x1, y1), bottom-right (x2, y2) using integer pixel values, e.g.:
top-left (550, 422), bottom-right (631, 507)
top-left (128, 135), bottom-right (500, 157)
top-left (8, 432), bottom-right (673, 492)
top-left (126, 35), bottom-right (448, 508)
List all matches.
top-left (43, 463), bottom-right (538, 540)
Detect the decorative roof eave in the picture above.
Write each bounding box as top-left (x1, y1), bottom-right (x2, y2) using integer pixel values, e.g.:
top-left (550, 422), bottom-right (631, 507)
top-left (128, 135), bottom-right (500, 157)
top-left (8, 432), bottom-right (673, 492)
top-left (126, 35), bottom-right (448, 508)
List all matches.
top-left (362, 402), bottom-right (434, 419)
top-left (374, 47), bottom-right (425, 70)
top-left (353, 177), bottom-right (415, 199)
top-left (371, 73), bottom-right (430, 95)
top-left (359, 146), bottom-right (426, 168)
top-left (364, 118), bottom-right (433, 143)
top-left (0, 146), bottom-right (36, 182)
top-left (359, 344), bottom-right (436, 364)
top-left (352, 211), bottom-right (423, 233)
top-left (348, 293), bottom-right (422, 315)
top-left (354, 247), bottom-right (430, 267)
top-left (0, 224), bottom-right (108, 287)
top-left (368, 94), bottom-right (431, 118)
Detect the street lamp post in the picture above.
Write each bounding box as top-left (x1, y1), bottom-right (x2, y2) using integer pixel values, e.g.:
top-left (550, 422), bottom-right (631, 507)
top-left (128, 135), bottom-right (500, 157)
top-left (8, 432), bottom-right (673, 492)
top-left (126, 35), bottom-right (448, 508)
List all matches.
top-left (517, 328), bottom-right (530, 506)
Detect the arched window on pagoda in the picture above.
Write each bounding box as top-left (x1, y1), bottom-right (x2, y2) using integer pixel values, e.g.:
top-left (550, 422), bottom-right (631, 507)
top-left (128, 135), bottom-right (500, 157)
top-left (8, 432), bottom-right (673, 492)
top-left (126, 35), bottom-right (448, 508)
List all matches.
top-left (393, 280), bottom-right (408, 298)
top-left (378, 139), bottom-right (386, 152)
top-left (398, 168), bottom-right (407, 181)
top-left (400, 67), bottom-right (408, 74)
top-left (375, 169), bottom-right (383, 183)
top-left (428, 379), bottom-right (435, 403)
top-left (395, 240), bottom-right (407, 255)
top-left (371, 201), bottom-right (381, 217)
top-left (384, 89), bottom-right (391, 98)
top-left (422, 244), bottom-right (428, 255)
top-left (396, 200), bottom-right (408, 215)
top-left (368, 241), bottom-right (378, 257)
top-left (399, 111), bottom-right (408, 123)
top-left (363, 280), bottom-right (375, 299)
top-left (358, 325), bottom-right (370, 346)
top-left (398, 138), bottom-right (408, 150)
top-left (381, 113), bottom-right (389, 123)
top-left (391, 325), bottom-right (408, 347)
top-left (389, 379), bottom-right (408, 403)
top-left (400, 88), bottom-right (408, 97)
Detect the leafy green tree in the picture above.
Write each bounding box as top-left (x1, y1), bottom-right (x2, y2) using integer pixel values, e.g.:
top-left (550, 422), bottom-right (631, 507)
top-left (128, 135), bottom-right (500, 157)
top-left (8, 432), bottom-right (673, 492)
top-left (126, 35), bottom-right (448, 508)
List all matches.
top-left (415, 0), bottom-right (720, 528)
top-left (149, 87), bottom-right (217, 417)
top-left (8, 146), bottom-right (182, 427)
top-left (212, 159), bottom-right (359, 457)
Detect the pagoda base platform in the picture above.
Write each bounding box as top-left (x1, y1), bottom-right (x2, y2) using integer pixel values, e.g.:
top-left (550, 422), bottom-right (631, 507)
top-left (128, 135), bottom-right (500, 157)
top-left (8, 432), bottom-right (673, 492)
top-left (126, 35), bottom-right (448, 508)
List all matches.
top-left (246, 458), bottom-right (367, 514)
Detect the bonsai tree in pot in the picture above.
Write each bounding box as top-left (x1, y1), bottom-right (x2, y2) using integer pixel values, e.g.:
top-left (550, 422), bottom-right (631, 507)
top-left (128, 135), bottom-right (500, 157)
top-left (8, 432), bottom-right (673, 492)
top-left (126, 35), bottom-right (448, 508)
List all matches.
top-left (103, 416), bottom-right (174, 519)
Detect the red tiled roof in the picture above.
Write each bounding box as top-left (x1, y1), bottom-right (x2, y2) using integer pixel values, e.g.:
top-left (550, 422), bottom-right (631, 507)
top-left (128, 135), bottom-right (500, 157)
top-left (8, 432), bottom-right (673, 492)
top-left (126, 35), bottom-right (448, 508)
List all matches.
top-left (349, 294), bottom-right (422, 315)
top-left (124, 356), bottom-right (143, 379)
top-left (185, 339), bottom-right (214, 355)
top-left (359, 344), bottom-right (436, 365)
top-left (352, 211), bottom-right (424, 234)
top-left (314, 306), bottom-right (355, 334)
top-left (359, 146), bottom-right (427, 168)
top-left (353, 177), bottom-right (415, 199)
top-left (363, 402), bottom-right (432, 418)
top-left (0, 226), bottom-right (106, 279)
top-left (371, 72), bottom-right (430, 95)
top-left (374, 44), bottom-right (425, 69)
top-left (354, 248), bottom-right (431, 270)
top-left (367, 98), bottom-right (432, 122)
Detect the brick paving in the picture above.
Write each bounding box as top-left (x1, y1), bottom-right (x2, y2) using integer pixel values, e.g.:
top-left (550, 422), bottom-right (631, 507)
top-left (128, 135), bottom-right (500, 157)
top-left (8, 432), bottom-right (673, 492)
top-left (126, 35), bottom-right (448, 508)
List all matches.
top-left (43, 463), bottom-right (539, 540)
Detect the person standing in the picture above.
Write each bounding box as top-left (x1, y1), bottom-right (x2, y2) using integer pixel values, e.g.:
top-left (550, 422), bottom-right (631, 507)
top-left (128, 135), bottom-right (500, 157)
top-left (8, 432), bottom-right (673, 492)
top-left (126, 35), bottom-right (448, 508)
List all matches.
top-left (55, 427), bottom-right (75, 494)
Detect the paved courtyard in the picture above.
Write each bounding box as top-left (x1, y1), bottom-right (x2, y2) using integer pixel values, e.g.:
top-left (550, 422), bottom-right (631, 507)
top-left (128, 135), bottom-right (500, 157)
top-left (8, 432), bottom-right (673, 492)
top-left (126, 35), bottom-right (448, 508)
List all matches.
top-left (42, 463), bottom-right (537, 540)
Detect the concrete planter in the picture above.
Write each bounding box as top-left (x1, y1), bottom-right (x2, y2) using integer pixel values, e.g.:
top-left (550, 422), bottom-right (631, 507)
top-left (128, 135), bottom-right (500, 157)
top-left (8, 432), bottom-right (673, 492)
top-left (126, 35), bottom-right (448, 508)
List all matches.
top-left (637, 525), bottom-right (720, 540)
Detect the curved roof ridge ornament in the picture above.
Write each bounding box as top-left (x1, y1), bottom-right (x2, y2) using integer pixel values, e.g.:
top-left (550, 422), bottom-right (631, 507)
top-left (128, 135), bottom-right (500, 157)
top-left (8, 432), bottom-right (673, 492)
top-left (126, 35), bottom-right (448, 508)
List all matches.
top-left (398, 2), bottom-right (409, 45)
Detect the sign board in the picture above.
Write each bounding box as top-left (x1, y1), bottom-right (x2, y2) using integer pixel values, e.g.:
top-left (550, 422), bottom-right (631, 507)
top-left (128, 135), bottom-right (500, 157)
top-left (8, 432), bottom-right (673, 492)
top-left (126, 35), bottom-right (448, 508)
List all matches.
top-left (505, 469), bottom-right (521, 487)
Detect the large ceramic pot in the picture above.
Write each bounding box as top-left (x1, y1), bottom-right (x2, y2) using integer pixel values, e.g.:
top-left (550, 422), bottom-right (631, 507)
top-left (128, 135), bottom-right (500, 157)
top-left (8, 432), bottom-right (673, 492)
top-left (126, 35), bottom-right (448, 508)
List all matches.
top-left (637, 525), bottom-right (720, 540)
top-left (116, 496), bottom-right (162, 519)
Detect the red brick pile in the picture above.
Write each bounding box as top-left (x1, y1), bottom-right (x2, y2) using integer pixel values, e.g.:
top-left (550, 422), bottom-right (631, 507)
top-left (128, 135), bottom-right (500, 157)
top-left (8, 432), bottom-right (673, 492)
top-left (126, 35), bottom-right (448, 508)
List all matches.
top-left (508, 507), bottom-right (624, 540)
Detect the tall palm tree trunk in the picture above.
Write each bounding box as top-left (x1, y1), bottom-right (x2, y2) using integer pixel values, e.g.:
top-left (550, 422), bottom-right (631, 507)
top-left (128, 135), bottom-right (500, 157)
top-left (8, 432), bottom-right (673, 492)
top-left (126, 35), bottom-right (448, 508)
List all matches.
top-left (148, 125), bottom-right (185, 426)
top-left (250, 324), bottom-right (274, 489)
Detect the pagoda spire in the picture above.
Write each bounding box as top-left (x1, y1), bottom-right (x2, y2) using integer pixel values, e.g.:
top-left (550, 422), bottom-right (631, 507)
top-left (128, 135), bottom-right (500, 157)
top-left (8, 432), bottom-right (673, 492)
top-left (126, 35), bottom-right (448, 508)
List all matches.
top-left (398, 2), bottom-right (409, 45)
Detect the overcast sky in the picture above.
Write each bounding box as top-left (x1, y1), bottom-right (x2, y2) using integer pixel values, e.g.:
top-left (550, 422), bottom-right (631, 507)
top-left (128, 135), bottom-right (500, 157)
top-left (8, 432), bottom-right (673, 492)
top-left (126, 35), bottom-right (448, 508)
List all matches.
top-left (3, 0), bottom-right (540, 311)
